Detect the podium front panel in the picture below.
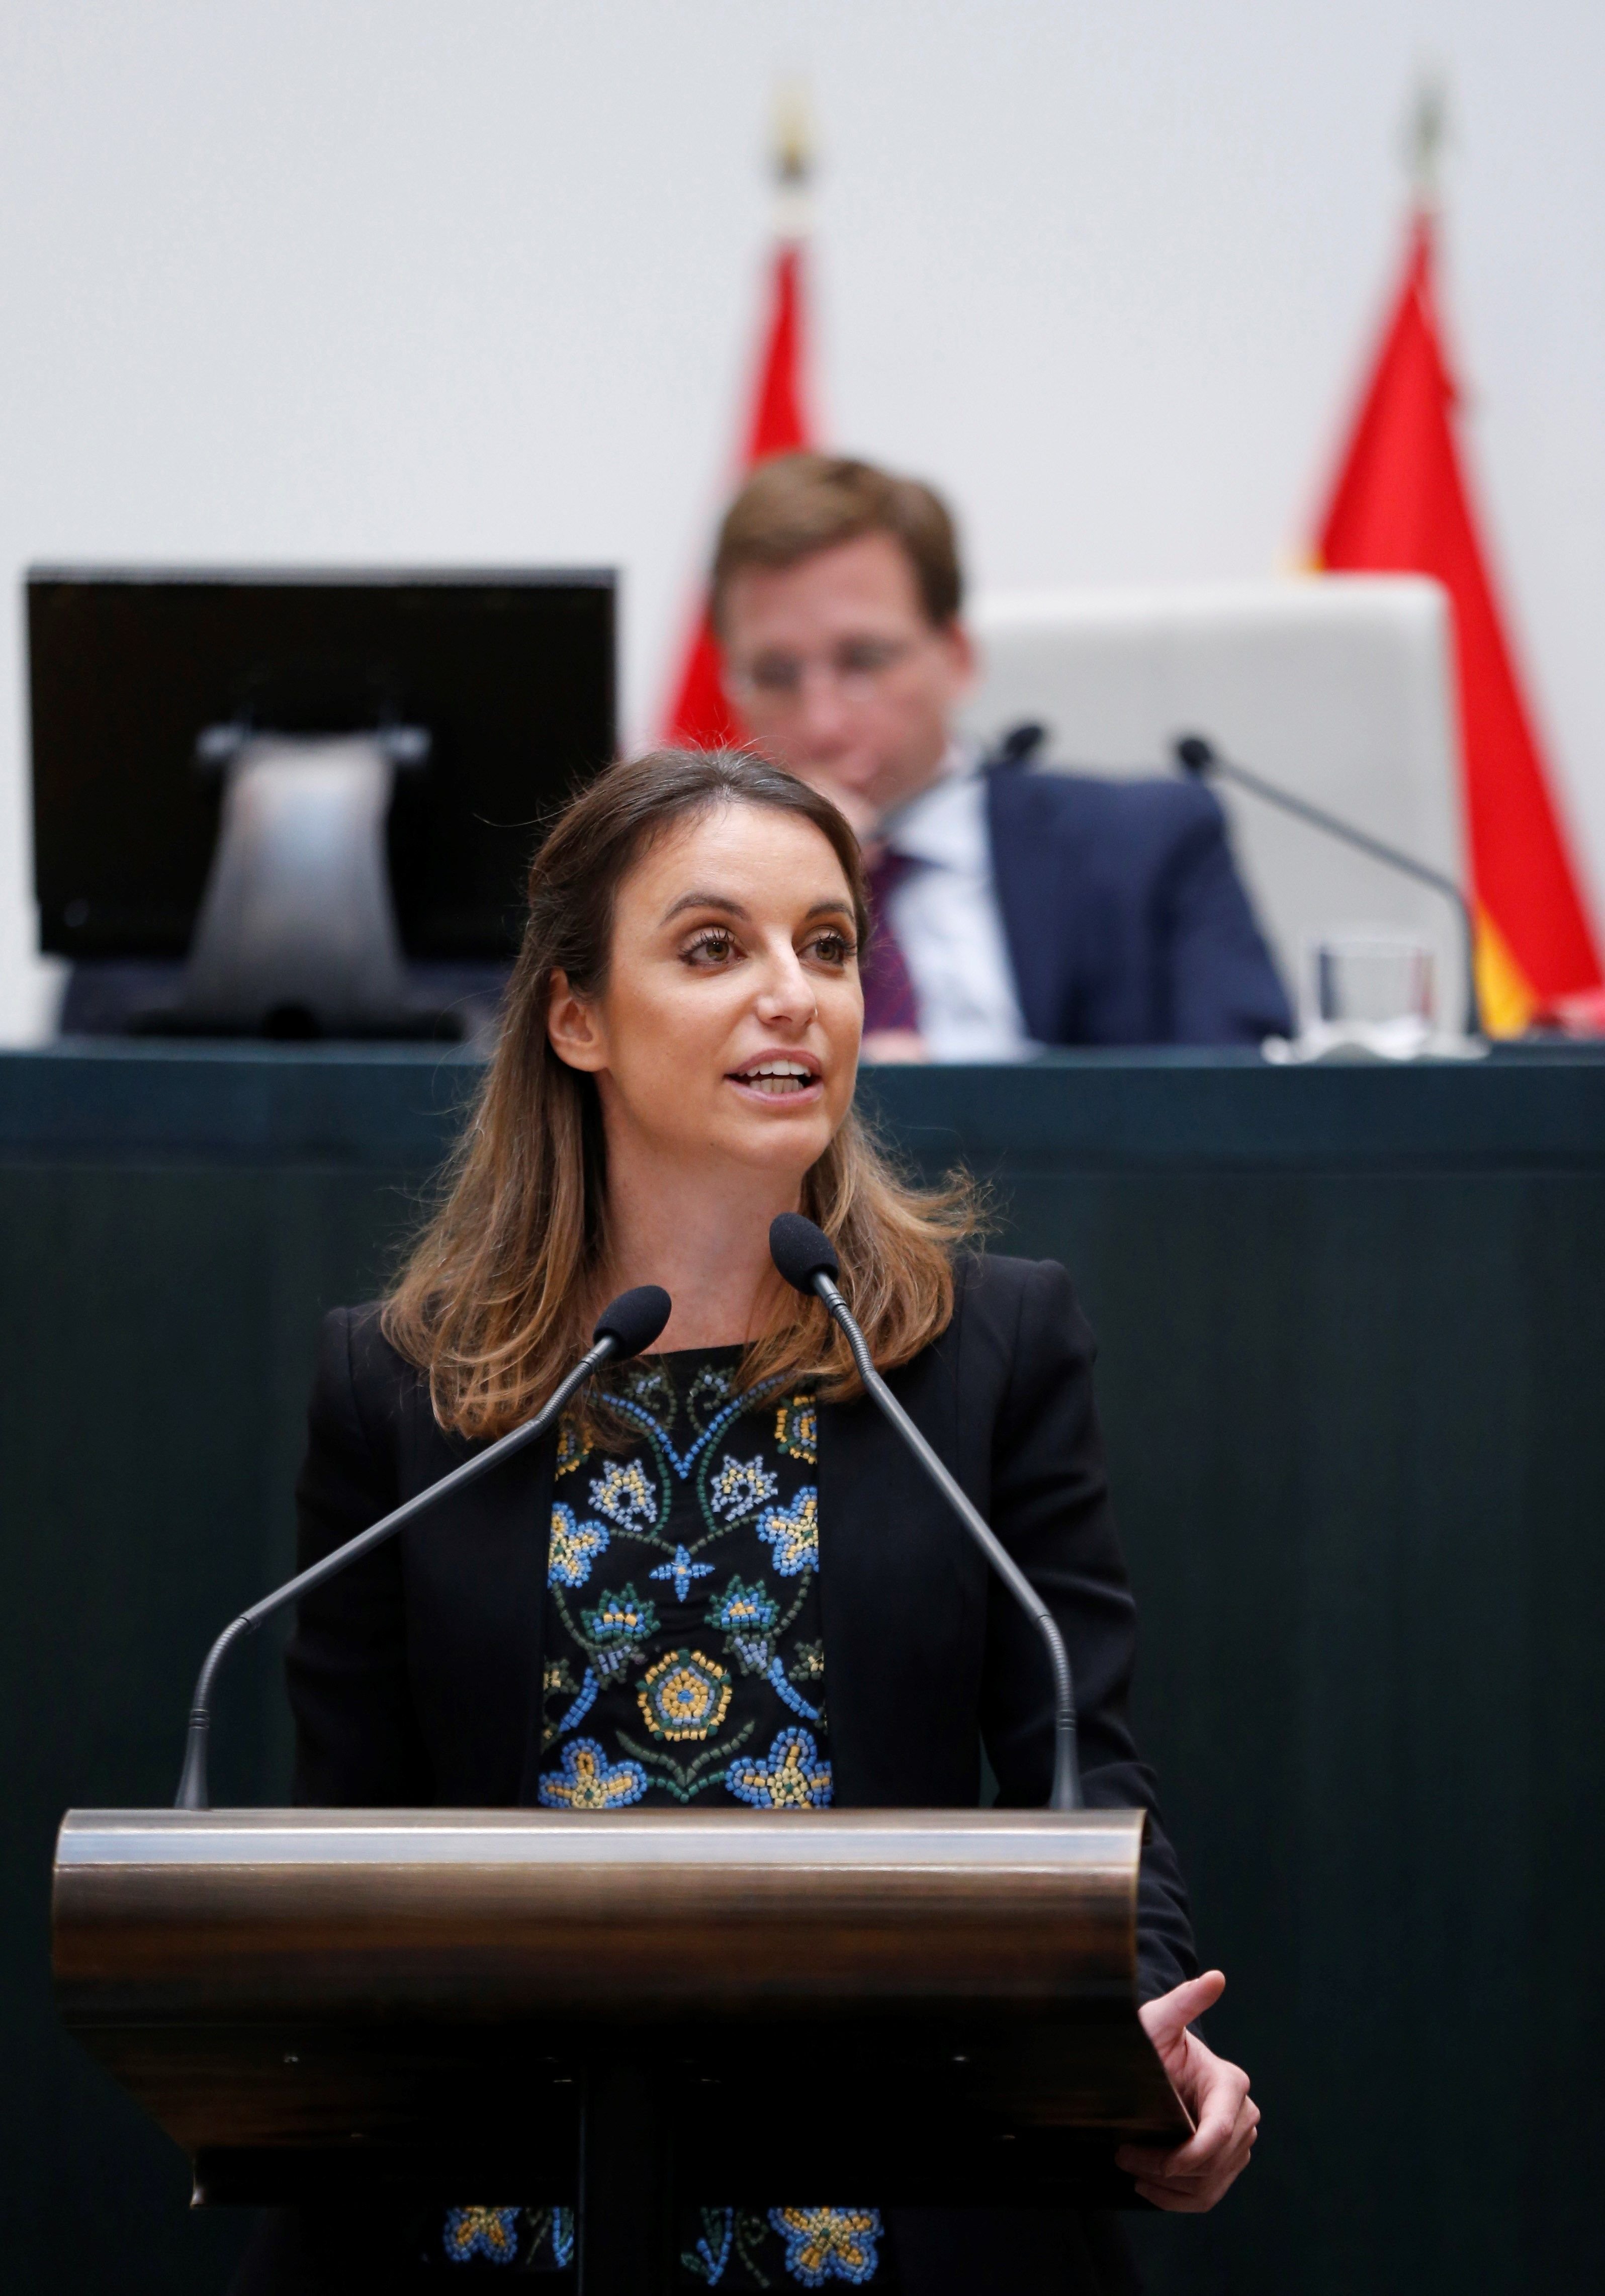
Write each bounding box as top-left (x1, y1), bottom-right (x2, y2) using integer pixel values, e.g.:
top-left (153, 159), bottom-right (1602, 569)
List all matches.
top-left (54, 1806), bottom-right (1189, 2201)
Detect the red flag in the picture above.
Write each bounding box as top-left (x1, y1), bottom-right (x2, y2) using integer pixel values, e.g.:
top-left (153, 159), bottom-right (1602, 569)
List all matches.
top-left (660, 239), bottom-right (813, 749)
top-left (1314, 209), bottom-right (1602, 1032)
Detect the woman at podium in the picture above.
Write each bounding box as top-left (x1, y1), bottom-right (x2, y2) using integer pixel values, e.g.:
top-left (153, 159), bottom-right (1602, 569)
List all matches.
top-left (249, 749), bottom-right (1256, 2293)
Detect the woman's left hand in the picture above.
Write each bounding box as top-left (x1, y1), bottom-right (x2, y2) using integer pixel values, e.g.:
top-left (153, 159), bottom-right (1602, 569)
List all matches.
top-left (1115, 1970), bottom-right (1259, 2212)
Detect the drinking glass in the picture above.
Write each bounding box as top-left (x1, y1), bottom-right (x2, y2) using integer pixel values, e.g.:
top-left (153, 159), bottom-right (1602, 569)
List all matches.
top-left (1308, 933), bottom-right (1435, 1031)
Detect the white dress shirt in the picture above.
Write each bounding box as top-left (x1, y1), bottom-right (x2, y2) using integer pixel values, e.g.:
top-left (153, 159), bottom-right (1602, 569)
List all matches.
top-left (876, 745), bottom-right (1039, 1062)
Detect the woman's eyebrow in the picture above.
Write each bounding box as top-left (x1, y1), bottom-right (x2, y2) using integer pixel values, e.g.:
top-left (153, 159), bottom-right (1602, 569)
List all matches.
top-left (660, 891), bottom-right (751, 924)
top-left (660, 892), bottom-right (855, 926)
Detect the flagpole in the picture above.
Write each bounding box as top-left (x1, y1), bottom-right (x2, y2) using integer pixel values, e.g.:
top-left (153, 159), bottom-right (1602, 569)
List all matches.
top-left (771, 78), bottom-right (815, 244)
top-left (657, 85), bottom-right (818, 746)
top-left (1405, 74), bottom-right (1447, 214)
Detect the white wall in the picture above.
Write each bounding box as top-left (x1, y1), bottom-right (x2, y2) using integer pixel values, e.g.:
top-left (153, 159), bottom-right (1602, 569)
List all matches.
top-left (2, 0), bottom-right (1601, 1037)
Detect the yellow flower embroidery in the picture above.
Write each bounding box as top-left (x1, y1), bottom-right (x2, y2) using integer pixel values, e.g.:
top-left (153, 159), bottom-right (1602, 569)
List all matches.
top-left (637, 1648), bottom-right (733, 1741)
top-left (768, 2204), bottom-right (882, 2283)
top-left (757, 1489), bottom-right (818, 1577)
top-left (548, 1503), bottom-right (608, 1588)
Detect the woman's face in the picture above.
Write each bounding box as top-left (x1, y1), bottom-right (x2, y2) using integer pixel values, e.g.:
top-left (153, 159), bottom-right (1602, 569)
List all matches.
top-left (548, 801), bottom-right (862, 1184)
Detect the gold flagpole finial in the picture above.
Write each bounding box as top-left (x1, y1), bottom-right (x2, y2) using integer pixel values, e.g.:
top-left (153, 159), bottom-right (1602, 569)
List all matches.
top-left (772, 78), bottom-right (813, 187)
top-left (1406, 72), bottom-right (1448, 209)
top-left (771, 78), bottom-right (815, 239)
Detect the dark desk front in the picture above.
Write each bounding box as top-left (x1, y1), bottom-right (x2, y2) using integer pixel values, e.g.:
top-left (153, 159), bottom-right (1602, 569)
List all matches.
top-left (3, 1043), bottom-right (1602, 2295)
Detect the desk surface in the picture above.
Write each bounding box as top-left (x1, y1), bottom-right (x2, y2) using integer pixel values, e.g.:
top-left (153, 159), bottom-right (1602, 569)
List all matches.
top-left (4, 1037), bottom-right (1603, 1167)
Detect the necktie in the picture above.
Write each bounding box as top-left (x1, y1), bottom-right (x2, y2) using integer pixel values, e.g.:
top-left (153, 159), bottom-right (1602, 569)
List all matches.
top-left (862, 848), bottom-right (921, 1034)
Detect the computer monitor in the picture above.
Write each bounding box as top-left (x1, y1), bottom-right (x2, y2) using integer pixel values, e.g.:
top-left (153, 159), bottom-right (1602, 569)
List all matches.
top-left (29, 567), bottom-right (617, 976)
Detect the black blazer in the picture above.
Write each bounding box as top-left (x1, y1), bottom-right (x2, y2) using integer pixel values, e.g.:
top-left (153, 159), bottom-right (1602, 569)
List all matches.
top-left (289, 1251), bottom-right (1194, 2005)
top-left (987, 761), bottom-right (1293, 1047)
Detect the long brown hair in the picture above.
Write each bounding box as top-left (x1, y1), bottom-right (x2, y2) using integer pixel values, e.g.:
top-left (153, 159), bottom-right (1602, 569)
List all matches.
top-left (383, 748), bottom-right (979, 1439)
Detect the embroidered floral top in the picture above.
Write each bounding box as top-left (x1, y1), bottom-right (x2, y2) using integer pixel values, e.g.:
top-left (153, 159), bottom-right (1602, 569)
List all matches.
top-left (428, 1351), bottom-right (890, 2285)
top-left (536, 1346), bottom-right (833, 1815)
top-left (429, 2202), bottom-right (890, 2286)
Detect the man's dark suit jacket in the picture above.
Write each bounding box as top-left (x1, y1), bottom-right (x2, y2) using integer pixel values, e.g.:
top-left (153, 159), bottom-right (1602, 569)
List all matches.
top-left (986, 760), bottom-right (1292, 1046)
top-left (267, 1252), bottom-right (1195, 2296)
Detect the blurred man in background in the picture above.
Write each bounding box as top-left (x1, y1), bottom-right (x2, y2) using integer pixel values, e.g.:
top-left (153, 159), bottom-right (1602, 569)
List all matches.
top-left (712, 453), bottom-right (1291, 1058)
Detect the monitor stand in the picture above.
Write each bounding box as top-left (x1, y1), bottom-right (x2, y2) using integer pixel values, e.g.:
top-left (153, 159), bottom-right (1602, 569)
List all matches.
top-left (159, 728), bottom-right (459, 1040)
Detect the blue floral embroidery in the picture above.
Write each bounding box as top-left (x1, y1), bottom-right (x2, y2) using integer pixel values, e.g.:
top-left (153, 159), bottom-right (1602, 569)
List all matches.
top-left (708, 1453), bottom-right (780, 1520)
top-left (683, 2205), bottom-right (735, 2284)
top-left (708, 1576), bottom-right (781, 1673)
top-left (707, 1576), bottom-right (779, 1629)
top-left (650, 1543), bottom-right (715, 1601)
top-left (581, 1584), bottom-right (659, 1680)
top-left (537, 1736), bottom-right (647, 1809)
top-left (589, 1457), bottom-right (658, 1531)
top-left (608, 1365), bottom-right (783, 1478)
top-left (550, 2208), bottom-right (575, 2268)
top-left (442, 2205), bottom-right (521, 2264)
top-left (556, 1664), bottom-right (599, 1735)
top-left (757, 1488), bottom-right (819, 1576)
top-left (766, 1655), bottom-right (822, 1723)
top-left (768, 2206), bottom-right (883, 2285)
top-left (727, 1727), bottom-right (833, 1808)
top-left (548, 1504), bottom-right (609, 1588)
top-left (638, 1649), bottom-right (733, 1741)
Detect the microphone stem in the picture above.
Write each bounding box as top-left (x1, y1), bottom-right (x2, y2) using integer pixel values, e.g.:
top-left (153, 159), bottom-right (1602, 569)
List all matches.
top-left (173, 1335), bottom-right (616, 1812)
top-left (816, 1275), bottom-right (1082, 1812)
top-left (1195, 745), bottom-right (1483, 1038)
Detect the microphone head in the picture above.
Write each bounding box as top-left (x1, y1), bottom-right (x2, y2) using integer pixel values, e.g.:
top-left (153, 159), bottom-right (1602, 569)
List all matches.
top-left (769, 1213), bottom-right (840, 1295)
top-left (592, 1285), bottom-right (671, 1359)
top-left (1175, 734), bottom-right (1216, 777)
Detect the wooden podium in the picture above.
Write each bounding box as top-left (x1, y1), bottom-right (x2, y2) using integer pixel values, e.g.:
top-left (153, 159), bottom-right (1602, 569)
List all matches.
top-left (53, 1805), bottom-right (1188, 2291)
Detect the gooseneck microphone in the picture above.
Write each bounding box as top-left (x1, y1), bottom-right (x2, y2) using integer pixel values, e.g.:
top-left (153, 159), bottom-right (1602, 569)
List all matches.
top-left (173, 1284), bottom-right (672, 1812)
top-left (769, 1214), bottom-right (1082, 1811)
top-left (1175, 732), bottom-right (1483, 1037)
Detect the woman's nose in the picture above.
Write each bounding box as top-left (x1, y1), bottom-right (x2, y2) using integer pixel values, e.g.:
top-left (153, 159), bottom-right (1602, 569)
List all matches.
top-left (753, 944), bottom-right (815, 1025)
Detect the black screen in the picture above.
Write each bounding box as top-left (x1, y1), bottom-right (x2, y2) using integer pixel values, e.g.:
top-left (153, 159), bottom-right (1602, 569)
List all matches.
top-left (29, 567), bottom-right (616, 959)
